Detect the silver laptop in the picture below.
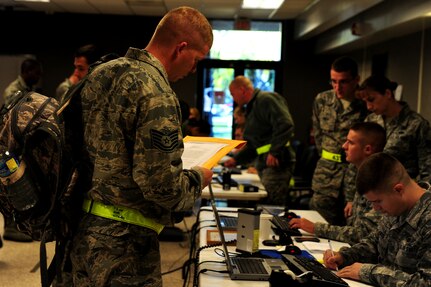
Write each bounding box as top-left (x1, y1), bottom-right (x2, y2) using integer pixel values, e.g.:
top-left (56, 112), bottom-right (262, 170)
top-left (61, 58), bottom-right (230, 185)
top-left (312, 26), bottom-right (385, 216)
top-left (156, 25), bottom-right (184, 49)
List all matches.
top-left (207, 183), bottom-right (289, 281)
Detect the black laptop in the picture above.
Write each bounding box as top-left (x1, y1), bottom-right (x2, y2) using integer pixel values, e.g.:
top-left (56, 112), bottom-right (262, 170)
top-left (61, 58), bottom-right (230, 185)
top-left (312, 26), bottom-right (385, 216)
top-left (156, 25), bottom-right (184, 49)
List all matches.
top-left (207, 183), bottom-right (289, 281)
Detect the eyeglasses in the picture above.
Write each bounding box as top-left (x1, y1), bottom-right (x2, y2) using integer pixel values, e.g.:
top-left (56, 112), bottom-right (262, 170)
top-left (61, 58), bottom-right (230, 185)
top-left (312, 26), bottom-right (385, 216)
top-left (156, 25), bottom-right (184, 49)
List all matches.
top-left (329, 79), bottom-right (354, 86)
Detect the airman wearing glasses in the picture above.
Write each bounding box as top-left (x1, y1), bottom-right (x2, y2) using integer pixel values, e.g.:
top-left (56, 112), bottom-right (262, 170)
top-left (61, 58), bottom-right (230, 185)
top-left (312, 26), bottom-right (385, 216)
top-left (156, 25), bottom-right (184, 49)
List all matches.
top-left (309, 56), bottom-right (368, 226)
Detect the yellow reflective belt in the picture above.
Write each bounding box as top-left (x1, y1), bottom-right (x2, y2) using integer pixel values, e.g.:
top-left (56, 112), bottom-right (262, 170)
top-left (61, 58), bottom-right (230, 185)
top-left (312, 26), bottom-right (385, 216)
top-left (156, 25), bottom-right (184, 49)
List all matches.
top-left (321, 149), bottom-right (342, 163)
top-left (256, 142), bottom-right (290, 155)
top-left (82, 199), bottom-right (164, 234)
top-left (289, 177), bottom-right (295, 187)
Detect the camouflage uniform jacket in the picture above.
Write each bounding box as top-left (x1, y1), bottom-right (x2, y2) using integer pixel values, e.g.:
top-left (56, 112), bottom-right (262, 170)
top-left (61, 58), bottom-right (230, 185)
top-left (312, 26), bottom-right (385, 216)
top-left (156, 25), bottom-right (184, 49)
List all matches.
top-left (80, 47), bottom-right (203, 226)
top-left (2, 75), bottom-right (34, 106)
top-left (55, 78), bottom-right (72, 102)
top-left (311, 90), bottom-right (368, 201)
top-left (314, 166), bottom-right (383, 245)
top-left (234, 89), bottom-right (296, 170)
top-left (339, 191), bottom-right (431, 286)
top-left (366, 102), bottom-right (431, 183)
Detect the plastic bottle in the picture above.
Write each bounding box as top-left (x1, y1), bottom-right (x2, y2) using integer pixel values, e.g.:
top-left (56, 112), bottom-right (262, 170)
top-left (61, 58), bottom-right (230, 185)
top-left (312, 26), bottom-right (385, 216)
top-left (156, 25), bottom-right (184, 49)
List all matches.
top-left (0, 150), bottom-right (20, 179)
top-left (0, 150), bottom-right (38, 211)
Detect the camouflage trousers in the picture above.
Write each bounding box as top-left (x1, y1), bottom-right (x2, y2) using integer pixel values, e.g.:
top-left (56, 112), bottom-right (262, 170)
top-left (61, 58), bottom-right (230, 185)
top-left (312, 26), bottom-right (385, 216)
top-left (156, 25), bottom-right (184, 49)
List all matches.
top-left (70, 213), bottom-right (162, 287)
top-left (310, 159), bottom-right (348, 225)
top-left (258, 165), bottom-right (293, 207)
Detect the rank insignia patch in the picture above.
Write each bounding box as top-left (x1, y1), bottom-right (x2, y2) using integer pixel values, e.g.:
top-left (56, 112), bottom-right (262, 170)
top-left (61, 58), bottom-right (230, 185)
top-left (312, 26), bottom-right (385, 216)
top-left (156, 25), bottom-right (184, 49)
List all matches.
top-left (150, 129), bottom-right (178, 152)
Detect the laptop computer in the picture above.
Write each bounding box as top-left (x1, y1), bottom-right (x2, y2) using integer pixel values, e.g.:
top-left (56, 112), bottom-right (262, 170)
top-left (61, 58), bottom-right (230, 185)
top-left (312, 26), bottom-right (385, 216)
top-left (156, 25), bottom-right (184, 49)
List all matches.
top-left (207, 183), bottom-right (289, 281)
top-left (219, 215), bottom-right (237, 230)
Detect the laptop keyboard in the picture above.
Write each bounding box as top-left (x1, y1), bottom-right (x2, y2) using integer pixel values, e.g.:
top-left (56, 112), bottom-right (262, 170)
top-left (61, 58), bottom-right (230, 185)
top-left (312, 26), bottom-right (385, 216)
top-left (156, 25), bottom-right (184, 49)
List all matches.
top-left (231, 257), bottom-right (268, 274)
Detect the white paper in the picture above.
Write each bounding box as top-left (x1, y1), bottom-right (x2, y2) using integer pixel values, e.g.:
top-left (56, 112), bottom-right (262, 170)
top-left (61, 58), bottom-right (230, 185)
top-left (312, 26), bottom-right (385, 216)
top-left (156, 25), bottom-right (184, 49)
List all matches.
top-left (182, 141), bottom-right (229, 169)
top-left (302, 241), bottom-right (331, 252)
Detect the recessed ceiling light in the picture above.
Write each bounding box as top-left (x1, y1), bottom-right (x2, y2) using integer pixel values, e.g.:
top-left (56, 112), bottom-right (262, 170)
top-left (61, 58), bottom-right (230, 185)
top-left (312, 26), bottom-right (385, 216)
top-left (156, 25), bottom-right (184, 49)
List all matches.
top-left (242, 0), bottom-right (284, 9)
top-left (14, 0), bottom-right (50, 3)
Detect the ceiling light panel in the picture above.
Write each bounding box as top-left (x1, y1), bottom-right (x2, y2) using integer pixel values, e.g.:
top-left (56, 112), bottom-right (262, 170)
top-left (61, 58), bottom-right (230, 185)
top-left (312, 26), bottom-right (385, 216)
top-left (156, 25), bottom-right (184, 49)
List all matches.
top-left (242, 0), bottom-right (284, 9)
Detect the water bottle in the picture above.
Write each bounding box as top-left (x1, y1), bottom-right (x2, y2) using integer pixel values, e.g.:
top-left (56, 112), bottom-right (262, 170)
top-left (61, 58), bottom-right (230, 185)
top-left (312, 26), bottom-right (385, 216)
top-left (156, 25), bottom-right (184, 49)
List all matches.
top-left (0, 150), bottom-right (20, 179)
top-left (0, 150), bottom-right (39, 211)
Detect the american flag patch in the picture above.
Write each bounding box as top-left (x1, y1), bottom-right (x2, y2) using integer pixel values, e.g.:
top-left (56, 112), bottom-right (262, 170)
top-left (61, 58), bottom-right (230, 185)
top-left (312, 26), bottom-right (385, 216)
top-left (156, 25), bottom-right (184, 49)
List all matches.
top-left (150, 129), bottom-right (178, 152)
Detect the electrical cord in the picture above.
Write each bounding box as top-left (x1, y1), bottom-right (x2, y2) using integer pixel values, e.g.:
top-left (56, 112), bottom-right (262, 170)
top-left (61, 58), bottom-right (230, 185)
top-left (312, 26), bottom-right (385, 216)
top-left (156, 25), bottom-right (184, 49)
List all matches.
top-left (196, 268), bottom-right (229, 277)
top-left (182, 206), bottom-right (206, 287)
top-left (197, 260), bottom-right (225, 267)
top-left (191, 240), bottom-right (236, 287)
top-left (161, 265), bottom-right (184, 276)
top-left (194, 224), bottom-right (216, 237)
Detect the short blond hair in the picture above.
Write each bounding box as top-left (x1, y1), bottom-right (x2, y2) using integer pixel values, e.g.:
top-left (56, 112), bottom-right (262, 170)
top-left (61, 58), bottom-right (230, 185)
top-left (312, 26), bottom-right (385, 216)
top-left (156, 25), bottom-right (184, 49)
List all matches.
top-left (152, 6), bottom-right (213, 50)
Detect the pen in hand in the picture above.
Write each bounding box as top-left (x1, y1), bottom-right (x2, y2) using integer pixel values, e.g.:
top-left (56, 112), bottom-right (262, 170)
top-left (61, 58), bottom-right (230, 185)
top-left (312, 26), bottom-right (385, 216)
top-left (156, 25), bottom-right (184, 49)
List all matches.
top-left (328, 239), bottom-right (339, 271)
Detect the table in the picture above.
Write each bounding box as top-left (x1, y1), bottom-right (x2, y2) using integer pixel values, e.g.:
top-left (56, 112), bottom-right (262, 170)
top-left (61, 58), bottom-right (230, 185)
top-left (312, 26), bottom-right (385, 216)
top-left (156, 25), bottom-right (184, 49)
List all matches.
top-left (196, 207), bottom-right (372, 287)
top-left (201, 172), bottom-right (268, 201)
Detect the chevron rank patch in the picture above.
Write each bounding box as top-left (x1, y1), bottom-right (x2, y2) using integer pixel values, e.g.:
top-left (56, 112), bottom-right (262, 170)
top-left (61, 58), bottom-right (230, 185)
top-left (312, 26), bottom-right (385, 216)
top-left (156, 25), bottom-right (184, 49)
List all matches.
top-left (150, 129), bottom-right (178, 152)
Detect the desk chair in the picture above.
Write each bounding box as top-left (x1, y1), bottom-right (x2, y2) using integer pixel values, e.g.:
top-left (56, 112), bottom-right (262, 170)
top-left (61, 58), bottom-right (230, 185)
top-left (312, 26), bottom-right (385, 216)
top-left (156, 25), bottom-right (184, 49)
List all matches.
top-left (289, 145), bottom-right (318, 209)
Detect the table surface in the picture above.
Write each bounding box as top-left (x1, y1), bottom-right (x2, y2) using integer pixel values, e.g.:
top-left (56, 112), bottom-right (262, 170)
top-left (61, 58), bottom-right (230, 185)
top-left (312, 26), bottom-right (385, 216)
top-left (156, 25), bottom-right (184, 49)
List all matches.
top-left (201, 172), bottom-right (268, 201)
top-left (197, 206), bottom-right (371, 287)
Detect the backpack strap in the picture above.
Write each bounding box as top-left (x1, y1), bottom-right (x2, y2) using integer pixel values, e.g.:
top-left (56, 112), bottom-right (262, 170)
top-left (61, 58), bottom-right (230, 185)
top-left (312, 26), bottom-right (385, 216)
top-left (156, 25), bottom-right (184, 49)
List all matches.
top-left (10, 92), bottom-right (55, 153)
top-left (0, 90), bottom-right (26, 118)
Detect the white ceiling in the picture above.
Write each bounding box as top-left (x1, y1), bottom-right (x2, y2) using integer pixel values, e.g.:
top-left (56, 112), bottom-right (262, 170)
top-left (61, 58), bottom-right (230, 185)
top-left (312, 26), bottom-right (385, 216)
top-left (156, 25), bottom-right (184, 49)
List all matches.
top-left (0, 0), bottom-right (317, 20)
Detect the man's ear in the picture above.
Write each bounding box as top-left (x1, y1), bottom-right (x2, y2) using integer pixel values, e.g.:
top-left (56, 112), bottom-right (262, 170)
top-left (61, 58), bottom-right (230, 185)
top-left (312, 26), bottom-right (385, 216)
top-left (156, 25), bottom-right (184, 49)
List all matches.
top-left (364, 144), bottom-right (372, 155)
top-left (176, 41), bottom-right (188, 53)
top-left (393, 183), bottom-right (404, 194)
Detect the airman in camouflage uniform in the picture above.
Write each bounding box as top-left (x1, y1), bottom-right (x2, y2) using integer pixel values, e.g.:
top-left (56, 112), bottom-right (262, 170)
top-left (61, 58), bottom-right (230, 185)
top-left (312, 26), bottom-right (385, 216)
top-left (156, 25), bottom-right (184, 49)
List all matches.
top-left (309, 56), bottom-right (368, 225)
top-left (360, 75), bottom-right (431, 184)
top-left (290, 122), bottom-right (386, 245)
top-left (55, 44), bottom-right (101, 102)
top-left (224, 76), bottom-right (296, 206)
top-left (324, 153), bottom-right (431, 287)
top-left (3, 58), bottom-right (42, 107)
top-left (69, 7), bottom-right (213, 287)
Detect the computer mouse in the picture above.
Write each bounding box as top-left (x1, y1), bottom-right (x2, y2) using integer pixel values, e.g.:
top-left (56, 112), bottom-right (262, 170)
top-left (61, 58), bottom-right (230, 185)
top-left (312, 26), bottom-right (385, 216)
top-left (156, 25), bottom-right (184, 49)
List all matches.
top-left (285, 211), bottom-right (299, 219)
top-left (284, 245), bottom-right (302, 255)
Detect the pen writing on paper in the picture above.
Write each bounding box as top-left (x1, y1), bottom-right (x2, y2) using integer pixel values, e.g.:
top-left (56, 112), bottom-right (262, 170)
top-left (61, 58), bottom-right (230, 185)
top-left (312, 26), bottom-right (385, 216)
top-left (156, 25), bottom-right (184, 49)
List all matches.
top-left (328, 239), bottom-right (339, 271)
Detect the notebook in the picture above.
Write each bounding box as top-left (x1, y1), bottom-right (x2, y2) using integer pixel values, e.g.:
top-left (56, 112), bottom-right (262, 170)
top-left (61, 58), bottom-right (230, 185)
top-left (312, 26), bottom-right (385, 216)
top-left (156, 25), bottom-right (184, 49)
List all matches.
top-left (207, 183), bottom-right (289, 281)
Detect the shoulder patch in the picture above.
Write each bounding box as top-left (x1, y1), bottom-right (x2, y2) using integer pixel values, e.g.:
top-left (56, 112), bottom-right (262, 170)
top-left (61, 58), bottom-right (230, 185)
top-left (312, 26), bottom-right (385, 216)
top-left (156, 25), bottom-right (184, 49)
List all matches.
top-left (150, 129), bottom-right (179, 152)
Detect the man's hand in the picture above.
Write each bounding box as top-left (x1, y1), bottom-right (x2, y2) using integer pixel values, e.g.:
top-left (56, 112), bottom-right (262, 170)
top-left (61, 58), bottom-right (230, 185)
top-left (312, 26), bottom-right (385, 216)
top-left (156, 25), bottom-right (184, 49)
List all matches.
top-left (223, 158), bottom-right (236, 168)
top-left (199, 167), bottom-right (213, 188)
top-left (69, 74), bottom-right (80, 85)
top-left (337, 263), bottom-right (362, 281)
top-left (266, 153), bottom-right (279, 167)
top-left (344, 201), bottom-right (353, 218)
top-left (323, 249), bottom-right (343, 271)
top-left (289, 217), bottom-right (315, 234)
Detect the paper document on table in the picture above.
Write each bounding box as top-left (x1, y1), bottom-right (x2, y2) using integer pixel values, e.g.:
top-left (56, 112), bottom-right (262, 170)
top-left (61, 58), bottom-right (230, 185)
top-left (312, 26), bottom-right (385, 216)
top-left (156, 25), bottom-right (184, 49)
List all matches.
top-left (182, 136), bottom-right (246, 169)
top-left (302, 241), bottom-right (331, 252)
